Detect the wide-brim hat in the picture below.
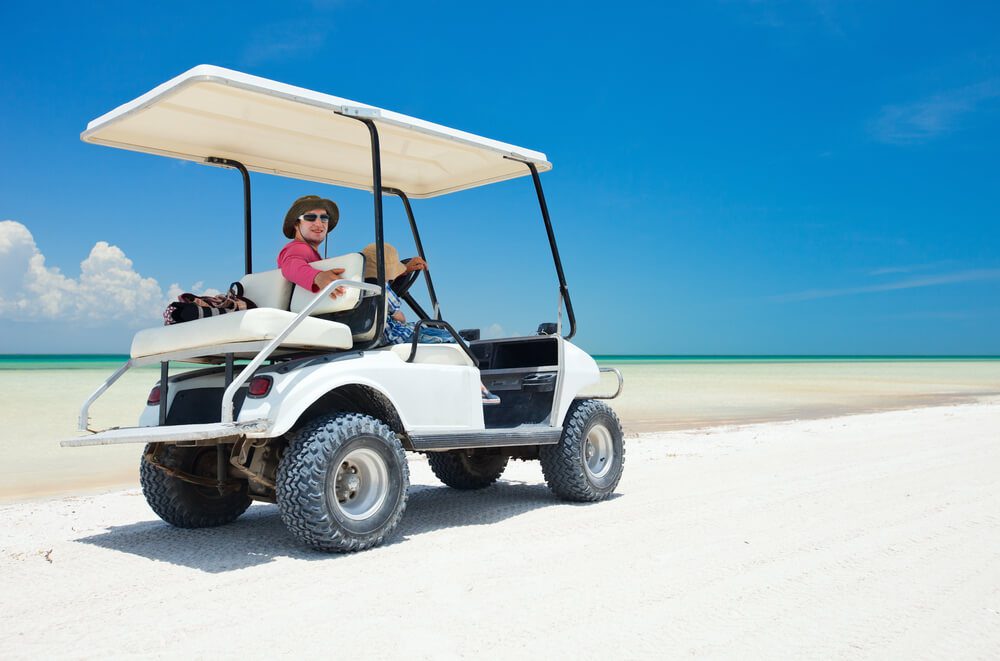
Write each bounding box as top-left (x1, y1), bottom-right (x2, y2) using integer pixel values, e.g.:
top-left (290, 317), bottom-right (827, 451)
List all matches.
top-left (361, 242), bottom-right (407, 281)
top-left (283, 195), bottom-right (339, 239)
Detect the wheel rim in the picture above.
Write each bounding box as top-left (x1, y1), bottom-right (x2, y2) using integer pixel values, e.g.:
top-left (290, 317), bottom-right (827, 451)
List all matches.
top-left (328, 447), bottom-right (389, 521)
top-left (583, 424), bottom-right (614, 479)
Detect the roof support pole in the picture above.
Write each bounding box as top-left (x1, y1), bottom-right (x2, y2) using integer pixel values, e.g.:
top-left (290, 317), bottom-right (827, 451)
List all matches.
top-left (356, 119), bottom-right (387, 349)
top-left (525, 162), bottom-right (577, 340)
top-left (206, 157), bottom-right (253, 275)
top-left (384, 188), bottom-right (442, 320)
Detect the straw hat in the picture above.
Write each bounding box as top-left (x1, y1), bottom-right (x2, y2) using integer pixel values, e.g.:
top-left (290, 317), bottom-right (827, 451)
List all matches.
top-left (361, 243), bottom-right (407, 281)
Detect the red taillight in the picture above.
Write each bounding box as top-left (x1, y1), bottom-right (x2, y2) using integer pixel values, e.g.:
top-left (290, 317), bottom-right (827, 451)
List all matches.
top-left (248, 375), bottom-right (273, 398)
top-left (147, 386), bottom-right (161, 405)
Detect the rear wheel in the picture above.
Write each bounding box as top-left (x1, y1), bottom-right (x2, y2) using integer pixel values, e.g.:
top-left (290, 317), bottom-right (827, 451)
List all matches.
top-left (140, 444), bottom-right (251, 528)
top-left (540, 399), bottom-right (625, 502)
top-left (277, 413), bottom-right (409, 552)
top-left (427, 450), bottom-right (508, 490)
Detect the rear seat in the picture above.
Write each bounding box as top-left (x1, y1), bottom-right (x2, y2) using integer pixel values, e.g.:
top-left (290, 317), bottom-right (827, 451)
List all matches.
top-left (130, 253), bottom-right (366, 362)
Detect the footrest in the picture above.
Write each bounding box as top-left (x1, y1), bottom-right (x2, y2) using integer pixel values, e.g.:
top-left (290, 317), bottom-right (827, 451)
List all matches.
top-left (61, 420), bottom-right (269, 447)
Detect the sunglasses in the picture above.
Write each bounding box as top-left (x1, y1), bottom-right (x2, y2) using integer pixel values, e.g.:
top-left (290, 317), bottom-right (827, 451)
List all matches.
top-left (298, 213), bottom-right (331, 223)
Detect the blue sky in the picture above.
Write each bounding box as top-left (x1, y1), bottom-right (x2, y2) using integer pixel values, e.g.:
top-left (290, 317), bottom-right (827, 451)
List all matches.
top-left (1, 1), bottom-right (998, 355)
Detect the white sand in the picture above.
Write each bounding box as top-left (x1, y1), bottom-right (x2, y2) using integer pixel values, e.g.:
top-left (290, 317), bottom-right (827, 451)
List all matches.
top-left (2, 400), bottom-right (999, 658)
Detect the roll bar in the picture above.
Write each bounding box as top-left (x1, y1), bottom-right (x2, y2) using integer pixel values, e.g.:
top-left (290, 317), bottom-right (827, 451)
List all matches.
top-left (205, 157), bottom-right (253, 275)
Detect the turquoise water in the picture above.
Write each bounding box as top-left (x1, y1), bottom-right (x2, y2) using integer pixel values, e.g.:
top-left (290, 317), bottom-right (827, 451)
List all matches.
top-left (0, 355), bottom-right (197, 370)
top-left (1, 353), bottom-right (998, 370)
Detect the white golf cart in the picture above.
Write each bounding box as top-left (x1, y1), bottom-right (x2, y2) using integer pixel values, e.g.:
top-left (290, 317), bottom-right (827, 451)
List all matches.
top-left (64, 65), bottom-right (625, 552)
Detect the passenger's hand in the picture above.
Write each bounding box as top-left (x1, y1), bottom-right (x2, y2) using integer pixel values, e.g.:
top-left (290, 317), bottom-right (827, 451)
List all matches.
top-left (404, 257), bottom-right (427, 273)
top-left (392, 310), bottom-right (406, 323)
top-left (314, 268), bottom-right (347, 298)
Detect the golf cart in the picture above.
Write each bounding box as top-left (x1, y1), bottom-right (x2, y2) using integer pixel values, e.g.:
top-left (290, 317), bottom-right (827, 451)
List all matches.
top-left (64, 65), bottom-right (625, 552)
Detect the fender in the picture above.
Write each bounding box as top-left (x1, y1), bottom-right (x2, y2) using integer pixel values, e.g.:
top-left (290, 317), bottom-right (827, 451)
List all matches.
top-left (240, 350), bottom-right (483, 438)
top-left (551, 340), bottom-right (601, 426)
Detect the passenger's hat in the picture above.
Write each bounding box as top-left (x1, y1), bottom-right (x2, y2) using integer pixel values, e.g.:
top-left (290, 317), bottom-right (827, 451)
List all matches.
top-left (361, 243), bottom-right (407, 281)
top-left (283, 195), bottom-right (339, 239)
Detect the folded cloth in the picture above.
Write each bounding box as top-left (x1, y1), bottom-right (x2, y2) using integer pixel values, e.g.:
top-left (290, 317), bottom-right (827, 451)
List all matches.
top-left (163, 282), bottom-right (256, 325)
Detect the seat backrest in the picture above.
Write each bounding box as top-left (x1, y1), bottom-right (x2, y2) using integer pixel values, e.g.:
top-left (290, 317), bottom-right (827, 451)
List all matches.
top-left (289, 253), bottom-right (365, 315)
top-left (239, 269), bottom-right (294, 310)
top-left (237, 252), bottom-right (365, 314)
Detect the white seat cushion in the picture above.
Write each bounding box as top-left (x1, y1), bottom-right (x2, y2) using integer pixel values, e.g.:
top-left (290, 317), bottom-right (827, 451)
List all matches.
top-left (289, 253), bottom-right (365, 315)
top-left (238, 269), bottom-right (293, 310)
top-left (385, 343), bottom-right (476, 367)
top-left (237, 252), bottom-right (364, 314)
top-left (131, 309), bottom-right (352, 359)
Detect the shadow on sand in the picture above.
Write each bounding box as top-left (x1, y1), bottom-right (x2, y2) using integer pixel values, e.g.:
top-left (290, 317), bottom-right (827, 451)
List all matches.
top-left (76, 481), bottom-right (598, 573)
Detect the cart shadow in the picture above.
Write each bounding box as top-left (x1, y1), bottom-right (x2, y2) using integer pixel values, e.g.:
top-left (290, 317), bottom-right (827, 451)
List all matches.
top-left (75, 481), bottom-right (597, 573)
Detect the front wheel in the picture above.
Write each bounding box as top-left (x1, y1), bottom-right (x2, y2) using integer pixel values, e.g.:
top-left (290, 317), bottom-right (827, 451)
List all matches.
top-left (277, 413), bottom-right (409, 552)
top-left (539, 399), bottom-right (625, 502)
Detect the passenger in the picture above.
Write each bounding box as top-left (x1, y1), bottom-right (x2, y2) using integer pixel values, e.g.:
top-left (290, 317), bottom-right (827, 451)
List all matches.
top-left (360, 243), bottom-right (452, 345)
top-left (277, 195), bottom-right (345, 298)
top-left (360, 243), bottom-right (500, 405)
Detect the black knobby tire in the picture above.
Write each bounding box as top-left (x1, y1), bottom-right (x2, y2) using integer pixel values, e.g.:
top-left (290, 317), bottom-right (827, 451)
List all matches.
top-left (427, 450), bottom-right (509, 490)
top-left (539, 399), bottom-right (625, 502)
top-left (140, 444), bottom-right (251, 528)
top-left (276, 413), bottom-right (409, 552)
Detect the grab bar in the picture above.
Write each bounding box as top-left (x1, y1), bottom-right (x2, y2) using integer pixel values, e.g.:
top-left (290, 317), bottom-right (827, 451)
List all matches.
top-left (591, 367), bottom-right (624, 399)
top-left (221, 279), bottom-right (382, 423)
top-left (78, 359), bottom-right (134, 431)
top-left (407, 319), bottom-right (480, 367)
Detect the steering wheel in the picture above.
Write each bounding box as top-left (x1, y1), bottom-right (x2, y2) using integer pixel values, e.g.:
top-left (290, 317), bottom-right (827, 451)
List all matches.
top-left (392, 257), bottom-right (423, 297)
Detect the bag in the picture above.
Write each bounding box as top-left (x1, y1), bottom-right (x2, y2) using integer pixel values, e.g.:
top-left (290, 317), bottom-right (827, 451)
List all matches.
top-left (163, 282), bottom-right (257, 325)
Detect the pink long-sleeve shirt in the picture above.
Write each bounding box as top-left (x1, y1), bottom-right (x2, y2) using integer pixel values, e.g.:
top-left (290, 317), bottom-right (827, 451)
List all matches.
top-left (277, 240), bottom-right (323, 291)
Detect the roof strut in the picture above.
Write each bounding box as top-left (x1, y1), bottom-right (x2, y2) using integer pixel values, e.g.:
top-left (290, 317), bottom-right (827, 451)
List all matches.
top-left (511, 159), bottom-right (577, 340)
top-left (206, 157), bottom-right (253, 275)
top-left (384, 188), bottom-right (442, 320)
top-left (345, 118), bottom-right (388, 350)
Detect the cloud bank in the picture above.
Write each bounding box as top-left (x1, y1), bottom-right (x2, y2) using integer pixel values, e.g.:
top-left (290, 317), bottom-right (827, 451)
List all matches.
top-left (0, 220), bottom-right (177, 324)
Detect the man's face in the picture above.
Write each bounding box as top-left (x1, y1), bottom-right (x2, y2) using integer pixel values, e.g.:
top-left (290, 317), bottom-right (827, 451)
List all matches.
top-left (295, 207), bottom-right (330, 246)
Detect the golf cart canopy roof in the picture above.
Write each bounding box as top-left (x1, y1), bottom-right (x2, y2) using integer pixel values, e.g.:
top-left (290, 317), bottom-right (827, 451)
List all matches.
top-left (82, 65), bottom-right (551, 198)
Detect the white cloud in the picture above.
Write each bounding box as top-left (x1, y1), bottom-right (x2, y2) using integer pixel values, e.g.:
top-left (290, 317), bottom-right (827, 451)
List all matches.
top-left (0, 220), bottom-right (207, 324)
top-left (769, 269), bottom-right (1000, 303)
top-left (482, 323), bottom-right (507, 339)
top-left (871, 80), bottom-right (1000, 145)
top-left (241, 19), bottom-right (330, 66)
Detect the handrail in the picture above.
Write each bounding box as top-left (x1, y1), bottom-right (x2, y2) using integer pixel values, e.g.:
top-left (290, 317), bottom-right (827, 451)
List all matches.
top-left (592, 367), bottom-right (624, 399)
top-left (221, 279), bottom-right (382, 423)
top-left (78, 359), bottom-right (134, 431)
top-left (407, 319), bottom-right (480, 367)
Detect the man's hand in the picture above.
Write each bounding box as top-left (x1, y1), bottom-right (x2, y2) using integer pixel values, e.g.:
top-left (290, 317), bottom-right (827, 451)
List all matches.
top-left (314, 268), bottom-right (347, 298)
top-left (392, 310), bottom-right (406, 323)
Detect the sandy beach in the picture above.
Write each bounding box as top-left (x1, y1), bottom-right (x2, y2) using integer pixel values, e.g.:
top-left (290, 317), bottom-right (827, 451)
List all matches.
top-left (2, 399), bottom-right (999, 658)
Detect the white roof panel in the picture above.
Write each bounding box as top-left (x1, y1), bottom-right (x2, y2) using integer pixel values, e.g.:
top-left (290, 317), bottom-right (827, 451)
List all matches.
top-left (82, 65), bottom-right (551, 198)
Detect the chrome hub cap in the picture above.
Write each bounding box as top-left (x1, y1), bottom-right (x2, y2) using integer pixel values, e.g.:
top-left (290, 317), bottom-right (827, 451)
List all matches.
top-left (329, 447), bottom-right (389, 521)
top-left (583, 424), bottom-right (614, 479)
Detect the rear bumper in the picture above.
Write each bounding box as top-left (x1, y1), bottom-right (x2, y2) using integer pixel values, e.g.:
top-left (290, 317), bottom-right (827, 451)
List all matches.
top-left (61, 419), bottom-right (269, 448)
